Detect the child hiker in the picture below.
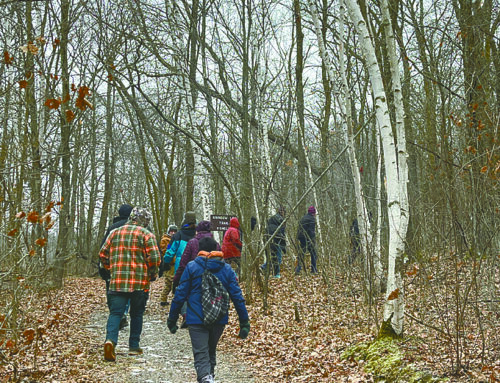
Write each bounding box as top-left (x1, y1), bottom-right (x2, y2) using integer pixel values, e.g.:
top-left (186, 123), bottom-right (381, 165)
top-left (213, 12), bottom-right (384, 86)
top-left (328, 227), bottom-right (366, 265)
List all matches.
top-left (167, 236), bottom-right (250, 383)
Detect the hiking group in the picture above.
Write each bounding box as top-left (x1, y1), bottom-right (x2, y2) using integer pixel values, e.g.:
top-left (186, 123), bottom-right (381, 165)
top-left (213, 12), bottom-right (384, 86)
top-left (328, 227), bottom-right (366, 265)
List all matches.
top-left (98, 204), bottom-right (322, 382)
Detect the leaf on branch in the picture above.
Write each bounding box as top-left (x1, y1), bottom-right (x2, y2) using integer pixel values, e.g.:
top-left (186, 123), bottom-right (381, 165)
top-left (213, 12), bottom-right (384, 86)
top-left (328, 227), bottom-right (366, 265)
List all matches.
top-left (35, 36), bottom-right (46, 45)
top-left (18, 80), bottom-right (28, 89)
top-left (27, 211), bottom-right (39, 224)
top-left (29, 249), bottom-right (36, 256)
top-left (3, 50), bottom-right (14, 65)
top-left (66, 109), bottom-right (75, 123)
top-left (7, 228), bottom-right (18, 236)
top-left (16, 211), bottom-right (26, 219)
top-left (40, 212), bottom-right (52, 224)
top-left (46, 201), bottom-right (55, 212)
top-left (44, 98), bottom-right (61, 110)
top-left (35, 237), bottom-right (47, 247)
top-left (53, 38), bottom-right (60, 47)
top-left (480, 166), bottom-right (488, 173)
top-left (387, 288), bottom-right (400, 301)
top-left (20, 42), bottom-right (39, 55)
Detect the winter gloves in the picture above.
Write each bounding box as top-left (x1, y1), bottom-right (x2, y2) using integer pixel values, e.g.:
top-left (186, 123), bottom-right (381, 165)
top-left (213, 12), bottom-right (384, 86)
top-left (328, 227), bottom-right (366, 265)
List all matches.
top-left (238, 320), bottom-right (250, 339)
top-left (167, 318), bottom-right (178, 334)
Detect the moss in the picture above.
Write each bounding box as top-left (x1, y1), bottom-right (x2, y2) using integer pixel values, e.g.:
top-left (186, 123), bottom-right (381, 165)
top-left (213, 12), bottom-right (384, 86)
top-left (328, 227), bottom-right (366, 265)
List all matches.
top-left (341, 338), bottom-right (448, 382)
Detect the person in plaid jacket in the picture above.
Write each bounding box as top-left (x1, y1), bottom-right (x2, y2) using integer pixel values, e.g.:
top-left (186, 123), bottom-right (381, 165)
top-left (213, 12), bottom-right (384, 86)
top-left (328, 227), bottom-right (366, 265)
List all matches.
top-left (100, 207), bottom-right (161, 361)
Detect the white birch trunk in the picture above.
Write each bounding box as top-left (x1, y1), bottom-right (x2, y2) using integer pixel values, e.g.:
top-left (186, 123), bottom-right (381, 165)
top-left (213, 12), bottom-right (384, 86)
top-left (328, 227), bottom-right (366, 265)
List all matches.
top-left (306, 0), bottom-right (371, 266)
top-left (345, 0), bottom-right (408, 335)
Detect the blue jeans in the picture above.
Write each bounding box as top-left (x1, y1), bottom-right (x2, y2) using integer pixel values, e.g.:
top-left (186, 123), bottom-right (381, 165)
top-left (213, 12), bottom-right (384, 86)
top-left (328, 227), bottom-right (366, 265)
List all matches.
top-left (106, 290), bottom-right (149, 348)
top-left (188, 324), bottom-right (225, 382)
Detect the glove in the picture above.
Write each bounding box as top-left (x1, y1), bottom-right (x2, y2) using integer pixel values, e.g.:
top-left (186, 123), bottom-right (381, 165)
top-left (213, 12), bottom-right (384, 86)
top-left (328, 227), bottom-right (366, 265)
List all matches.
top-left (167, 318), bottom-right (178, 334)
top-left (238, 320), bottom-right (250, 339)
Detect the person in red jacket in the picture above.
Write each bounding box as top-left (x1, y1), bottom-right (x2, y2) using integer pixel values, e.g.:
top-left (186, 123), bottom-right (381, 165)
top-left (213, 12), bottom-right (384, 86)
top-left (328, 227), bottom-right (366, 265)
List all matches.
top-left (222, 217), bottom-right (242, 277)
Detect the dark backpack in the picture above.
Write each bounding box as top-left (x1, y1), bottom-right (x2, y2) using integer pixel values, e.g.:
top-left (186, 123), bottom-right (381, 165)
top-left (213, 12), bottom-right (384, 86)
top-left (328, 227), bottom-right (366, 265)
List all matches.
top-left (200, 270), bottom-right (230, 326)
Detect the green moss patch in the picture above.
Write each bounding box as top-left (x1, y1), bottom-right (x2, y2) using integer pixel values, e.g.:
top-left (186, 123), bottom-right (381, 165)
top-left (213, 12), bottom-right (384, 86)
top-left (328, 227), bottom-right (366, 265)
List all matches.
top-left (341, 337), bottom-right (447, 382)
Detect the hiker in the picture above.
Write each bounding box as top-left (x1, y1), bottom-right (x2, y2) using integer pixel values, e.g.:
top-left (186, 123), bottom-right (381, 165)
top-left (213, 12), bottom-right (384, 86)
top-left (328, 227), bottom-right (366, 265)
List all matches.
top-left (99, 203), bottom-right (133, 330)
top-left (163, 211), bottom-right (197, 301)
top-left (173, 220), bottom-right (220, 327)
top-left (222, 217), bottom-right (242, 277)
top-left (159, 224), bottom-right (179, 306)
top-left (99, 207), bottom-right (161, 361)
top-left (295, 205), bottom-right (318, 274)
top-left (262, 206), bottom-right (287, 278)
top-left (167, 237), bottom-right (250, 383)
top-left (349, 218), bottom-right (361, 264)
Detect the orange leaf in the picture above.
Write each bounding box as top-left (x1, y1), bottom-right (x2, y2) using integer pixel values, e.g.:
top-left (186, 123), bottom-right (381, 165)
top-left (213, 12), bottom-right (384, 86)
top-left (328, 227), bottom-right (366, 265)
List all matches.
top-left (7, 228), bottom-right (17, 236)
top-left (480, 166), bottom-right (488, 173)
top-left (29, 249), bottom-right (36, 256)
top-left (44, 98), bottom-right (61, 110)
top-left (26, 211), bottom-right (39, 223)
top-left (40, 212), bottom-right (51, 224)
top-left (22, 328), bottom-right (35, 344)
top-left (387, 288), bottom-right (400, 301)
top-left (5, 339), bottom-right (15, 350)
top-left (53, 38), bottom-right (60, 46)
top-left (107, 73), bottom-right (113, 81)
top-left (65, 109), bottom-right (75, 122)
top-left (35, 237), bottom-right (47, 247)
top-left (45, 201), bottom-right (55, 212)
top-left (3, 50), bottom-right (14, 65)
top-left (18, 80), bottom-right (28, 89)
top-left (45, 221), bottom-right (54, 230)
top-left (16, 211), bottom-right (26, 219)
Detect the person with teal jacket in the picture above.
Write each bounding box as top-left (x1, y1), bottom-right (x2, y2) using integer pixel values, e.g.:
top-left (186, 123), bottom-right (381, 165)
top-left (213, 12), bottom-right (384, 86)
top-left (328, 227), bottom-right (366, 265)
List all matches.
top-left (164, 211), bottom-right (196, 281)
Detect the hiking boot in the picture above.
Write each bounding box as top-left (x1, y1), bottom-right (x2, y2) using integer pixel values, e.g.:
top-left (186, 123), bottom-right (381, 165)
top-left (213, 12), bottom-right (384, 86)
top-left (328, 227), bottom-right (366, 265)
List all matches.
top-left (273, 274), bottom-right (281, 279)
top-left (201, 374), bottom-right (215, 383)
top-left (128, 347), bottom-right (143, 356)
top-left (104, 339), bottom-right (116, 362)
top-left (119, 315), bottom-right (128, 330)
top-left (160, 301), bottom-right (169, 307)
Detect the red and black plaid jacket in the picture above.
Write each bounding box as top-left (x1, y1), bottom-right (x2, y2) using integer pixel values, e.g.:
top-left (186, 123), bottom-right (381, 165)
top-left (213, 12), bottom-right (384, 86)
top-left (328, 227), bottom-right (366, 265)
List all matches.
top-left (99, 223), bottom-right (160, 292)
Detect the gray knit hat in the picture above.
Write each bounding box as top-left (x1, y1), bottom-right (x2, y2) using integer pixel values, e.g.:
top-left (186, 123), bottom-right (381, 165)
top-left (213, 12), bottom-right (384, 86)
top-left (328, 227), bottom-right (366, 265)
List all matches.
top-left (130, 207), bottom-right (152, 227)
top-left (181, 211), bottom-right (196, 226)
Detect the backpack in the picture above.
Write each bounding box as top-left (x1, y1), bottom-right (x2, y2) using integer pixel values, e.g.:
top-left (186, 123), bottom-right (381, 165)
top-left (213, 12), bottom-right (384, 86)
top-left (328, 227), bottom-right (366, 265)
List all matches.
top-left (200, 270), bottom-right (230, 326)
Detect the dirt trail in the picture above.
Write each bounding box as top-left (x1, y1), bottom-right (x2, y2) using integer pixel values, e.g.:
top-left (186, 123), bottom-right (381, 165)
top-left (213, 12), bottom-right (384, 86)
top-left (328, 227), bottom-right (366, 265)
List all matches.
top-left (86, 306), bottom-right (255, 383)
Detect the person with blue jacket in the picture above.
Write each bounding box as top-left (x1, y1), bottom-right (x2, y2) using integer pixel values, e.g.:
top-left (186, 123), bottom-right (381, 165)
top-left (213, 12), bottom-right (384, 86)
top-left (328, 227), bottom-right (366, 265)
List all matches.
top-left (167, 237), bottom-right (250, 383)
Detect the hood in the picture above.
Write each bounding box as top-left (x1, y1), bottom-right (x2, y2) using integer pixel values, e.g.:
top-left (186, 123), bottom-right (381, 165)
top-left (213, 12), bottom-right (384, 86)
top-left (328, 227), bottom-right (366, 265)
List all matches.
top-left (196, 220), bottom-right (211, 232)
top-left (229, 217), bottom-right (240, 228)
top-left (195, 231), bottom-right (214, 241)
top-left (118, 204), bottom-right (133, 219)
top-left (194, 255), bottom-right (225, 273)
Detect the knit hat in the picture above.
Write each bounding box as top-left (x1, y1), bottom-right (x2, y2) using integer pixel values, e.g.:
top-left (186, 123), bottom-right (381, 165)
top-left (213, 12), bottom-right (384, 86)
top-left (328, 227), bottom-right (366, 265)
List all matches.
top-left (308, 206), bottom-right (316, 215)
top-left (130, 207), bottom-right (152, 227)
top-left (167, 224), bottom-right (178, 233)
top-left (118, 204), bottom-right (133, 218)
top-left (182, 211), bottom-right (196, 226)
top-left (196, 220), bottom-right (211, 232)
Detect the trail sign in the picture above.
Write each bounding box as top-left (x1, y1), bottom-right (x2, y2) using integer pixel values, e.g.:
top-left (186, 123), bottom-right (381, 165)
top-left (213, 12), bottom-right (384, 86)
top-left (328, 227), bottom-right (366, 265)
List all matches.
top-left (210, 215), bottom-right (234, 231)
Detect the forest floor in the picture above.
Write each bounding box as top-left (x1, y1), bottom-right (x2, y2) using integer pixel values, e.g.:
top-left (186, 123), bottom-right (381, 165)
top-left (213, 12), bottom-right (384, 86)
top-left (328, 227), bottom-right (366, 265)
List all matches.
top-left (1, 261), bottom-right (499, 382)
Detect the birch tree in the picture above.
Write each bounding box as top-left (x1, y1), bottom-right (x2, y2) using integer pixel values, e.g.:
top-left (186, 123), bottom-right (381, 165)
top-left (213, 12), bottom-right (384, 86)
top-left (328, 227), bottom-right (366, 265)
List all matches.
top-left (345, 0), bottom-right (409, 336)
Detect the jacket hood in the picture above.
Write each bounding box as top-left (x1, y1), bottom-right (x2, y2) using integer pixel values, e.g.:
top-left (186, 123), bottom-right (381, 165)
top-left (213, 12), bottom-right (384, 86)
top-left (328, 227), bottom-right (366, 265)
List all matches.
top-left (196, 220), bottom-right (211, 232)
top-left (118, 204), bottom-right (133, 219)
top-left (194, 256), bottom-right (225, 273)
top-left (229, 217), bottom-right (240, 228)
top-left (195, 231), bottom-right (214, 241)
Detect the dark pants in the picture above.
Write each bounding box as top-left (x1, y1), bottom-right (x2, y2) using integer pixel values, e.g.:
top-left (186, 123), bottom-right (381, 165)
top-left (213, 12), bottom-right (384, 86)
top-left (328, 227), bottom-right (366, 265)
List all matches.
top-left (188, 324), bottom-right (225, 382)
top-left (106, 290), bottom-right (148, 348)
top-left (295, 238), bottom-right (317, 273)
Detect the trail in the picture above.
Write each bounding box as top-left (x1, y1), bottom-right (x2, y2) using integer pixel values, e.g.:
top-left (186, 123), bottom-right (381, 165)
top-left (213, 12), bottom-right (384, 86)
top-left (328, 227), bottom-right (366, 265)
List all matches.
top-left (86, 289), bottom-right (255, 382)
